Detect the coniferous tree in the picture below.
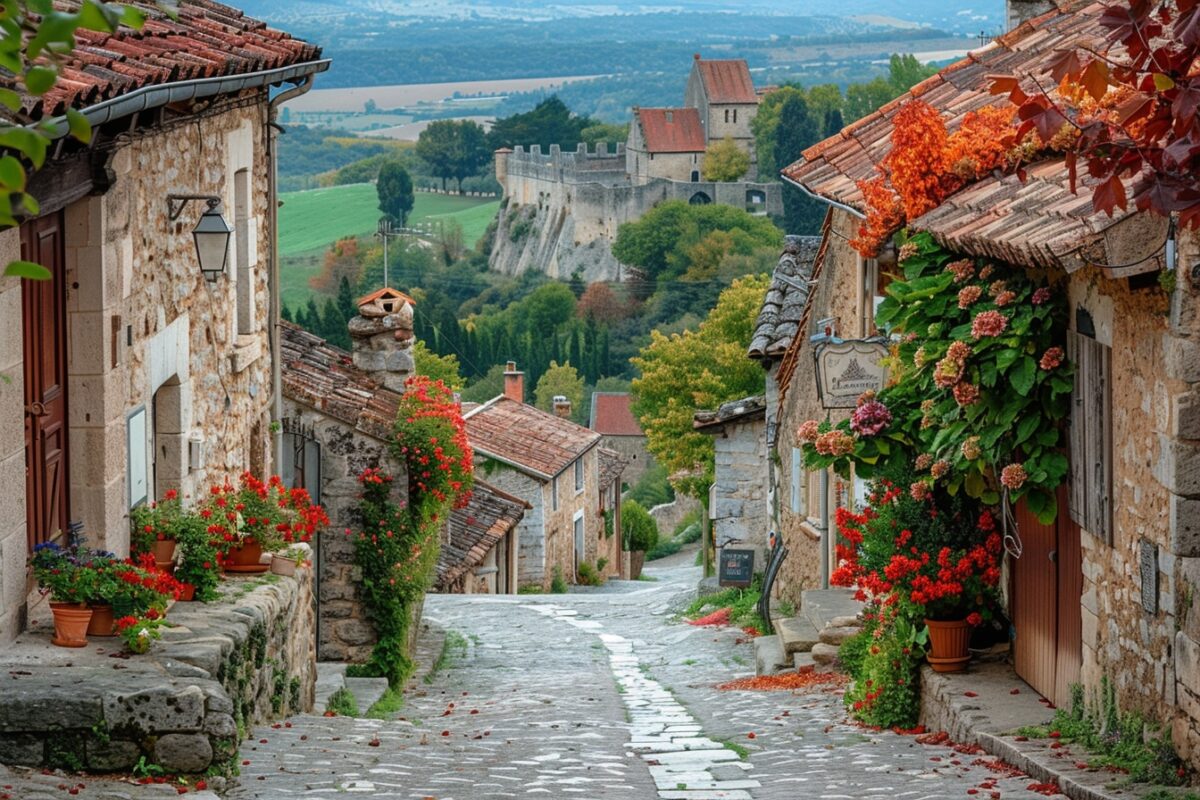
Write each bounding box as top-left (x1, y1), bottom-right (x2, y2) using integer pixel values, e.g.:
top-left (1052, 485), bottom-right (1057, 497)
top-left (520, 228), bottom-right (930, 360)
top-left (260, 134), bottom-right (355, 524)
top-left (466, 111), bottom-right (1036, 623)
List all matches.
top-left (824, 107), bottom-right (845, 138)
top-left (775, 94), bottom-right (825, 235)
top-left (281, 305), bottom-right (294, 323)
top-left (337, 276), bottom-right (357, 323)
top-left (304, 297), bottom-right (321, 335)
top-left (568, 327), bottom-right (582, 372)
top-left (321, 298), bottom-right (350, 350)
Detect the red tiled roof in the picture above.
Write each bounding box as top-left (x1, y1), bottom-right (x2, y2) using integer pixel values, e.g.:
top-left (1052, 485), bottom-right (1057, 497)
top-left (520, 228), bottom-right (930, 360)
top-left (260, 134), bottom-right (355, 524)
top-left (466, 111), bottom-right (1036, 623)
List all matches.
top-left (436, 480), bottom-right (527, 591)
top-left (589, 392), bottom-right (642, 437)
top-left (16, 0), bottom-right (322, 118)
top-left (635, 107), bottom-right (706, 153)
top-left (695, 58), bottom-right (758, 104)
top-left (357, 287), bottom-right (415, 308)
top-left (465, 396), bottom-right (601, 480)
top-left (782, 2), bottom-right (1144, 270)
top-left (279, 321), bottom-right (401, 441)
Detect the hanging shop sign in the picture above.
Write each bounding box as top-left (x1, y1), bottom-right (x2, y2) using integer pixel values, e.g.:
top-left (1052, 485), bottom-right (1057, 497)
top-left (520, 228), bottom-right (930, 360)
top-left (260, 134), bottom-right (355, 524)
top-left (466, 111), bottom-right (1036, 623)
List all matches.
top-left (814, 338), bottom-right (891, 409)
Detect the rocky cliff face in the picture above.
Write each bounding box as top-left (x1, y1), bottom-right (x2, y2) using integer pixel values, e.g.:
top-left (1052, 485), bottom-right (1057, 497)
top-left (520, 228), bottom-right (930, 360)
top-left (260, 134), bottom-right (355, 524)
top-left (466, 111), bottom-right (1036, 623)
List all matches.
top-left (488, 200), bottom-right (623, 283)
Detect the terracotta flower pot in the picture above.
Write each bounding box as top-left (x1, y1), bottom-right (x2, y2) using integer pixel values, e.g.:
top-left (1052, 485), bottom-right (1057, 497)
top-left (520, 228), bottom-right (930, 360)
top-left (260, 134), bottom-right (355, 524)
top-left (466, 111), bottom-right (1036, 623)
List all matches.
top-left (86, 603), bottom-right (116, 637)
top-left (270, 554), bottom-right (297, 577)
top-left (225, 538), bottom-right (268, 574)
top-left (925, 618), bottom-right (972, 673)
top-left (152, 538), bottom-right (177, 570)
top-left (50, 602), bottom-right (93, 648)
top-left (629, 551), bottom-right (645, 580)
top-left (177, 582), bottom-right (196, 602)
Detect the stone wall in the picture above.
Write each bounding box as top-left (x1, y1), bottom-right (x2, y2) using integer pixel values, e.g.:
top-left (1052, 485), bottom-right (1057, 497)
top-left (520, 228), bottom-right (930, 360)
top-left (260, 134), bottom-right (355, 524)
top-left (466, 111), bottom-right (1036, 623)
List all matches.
top-left (711, 416), bottom-right (769, 552)
top-left (649, 495), bottom-right (703, 538)
top-left (542, 447), bottom-right (600, 587)
top-left (491, 144), bottom-right (781, 281)
top-left (772, 209), bottom-right (865, 608)
top-left (0, 571), bottom-right (314, 781)
top-left (279, 402), bottom-right (408, 663)
top-left (599, 434), bottom-right (653, 488)
top-left (475, 461), bottom-right (546, 587)
top-left (0, 96), bottom-right (276, 645)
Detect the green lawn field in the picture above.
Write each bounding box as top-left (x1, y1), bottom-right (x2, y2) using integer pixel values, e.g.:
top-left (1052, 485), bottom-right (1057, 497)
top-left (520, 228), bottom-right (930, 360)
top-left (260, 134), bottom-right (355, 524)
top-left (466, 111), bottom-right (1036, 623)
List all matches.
top-left (278, 183), bottom-right (499, 311)
top-left (278, 183), bottom-right (499, 256)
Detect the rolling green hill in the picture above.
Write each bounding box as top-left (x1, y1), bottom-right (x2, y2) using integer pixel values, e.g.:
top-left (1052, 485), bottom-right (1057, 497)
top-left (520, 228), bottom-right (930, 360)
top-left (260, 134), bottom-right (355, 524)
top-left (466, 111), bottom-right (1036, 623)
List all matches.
top-left (279, 183), bottom-right (499, 256)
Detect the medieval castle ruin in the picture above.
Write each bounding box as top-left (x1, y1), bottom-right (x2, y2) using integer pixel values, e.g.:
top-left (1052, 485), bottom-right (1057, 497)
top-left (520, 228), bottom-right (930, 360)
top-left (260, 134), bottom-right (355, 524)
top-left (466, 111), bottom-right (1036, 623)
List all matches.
top-left (489, 56), bottom-right (783, 281)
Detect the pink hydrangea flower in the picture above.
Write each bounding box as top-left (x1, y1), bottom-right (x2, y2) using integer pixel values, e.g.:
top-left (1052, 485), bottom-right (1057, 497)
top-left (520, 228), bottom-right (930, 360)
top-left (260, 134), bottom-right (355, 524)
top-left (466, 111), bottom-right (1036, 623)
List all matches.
top-left (1040, 346), bottom-right (1064, 370)
top-left (850, 400), bottom-right (893, 437)
top-left (1000, 463), bottom-right (1027, 490)
top-left (957, 285), bottom-right (983, 309)
top-left (1031, 287), bottom-right (1052, 305)
top-left (797, 420), bottom-right (821, 442)
top-left (995, 290), bottom-right (1016, 307)
top-left (915, 453), bottom-right (933, 470)
top-left (930, 460), bottom-right (950, 480)
top-left (971, 310), bottom-right (1008, 339)
top-left (953, 382), bottom-right (981, 406)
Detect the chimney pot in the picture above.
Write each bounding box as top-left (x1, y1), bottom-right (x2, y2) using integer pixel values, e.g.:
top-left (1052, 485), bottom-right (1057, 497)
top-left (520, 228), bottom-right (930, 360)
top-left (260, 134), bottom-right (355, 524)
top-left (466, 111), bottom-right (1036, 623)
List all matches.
top-left (552, 395), bottom-right (572, 419)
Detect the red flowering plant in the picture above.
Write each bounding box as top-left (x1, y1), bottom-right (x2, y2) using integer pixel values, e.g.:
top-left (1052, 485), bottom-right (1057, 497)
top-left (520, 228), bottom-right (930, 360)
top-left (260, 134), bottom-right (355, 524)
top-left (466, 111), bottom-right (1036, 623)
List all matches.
top-left (798, 232), bottom-right (1073, 523)
top-left (129, 489), bottom-right (186, 556)
top-left (203, 472), bottom-right (329, 558)
top-left (394, 375), bottom-right (474, 519)
top-left (115, 608), bottom-right (166, 654)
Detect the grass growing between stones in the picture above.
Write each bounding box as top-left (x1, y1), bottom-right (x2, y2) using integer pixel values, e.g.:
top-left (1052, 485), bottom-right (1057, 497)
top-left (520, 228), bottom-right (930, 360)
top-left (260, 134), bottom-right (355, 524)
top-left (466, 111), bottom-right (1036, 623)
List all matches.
top-left (325, 687), bottom-right (360, 717)
top-left (425, 631), bottom-right (468, 684)
top-left (716, 738), bottom-right (751, 759)
top-left (683, 578), bottom-right (768, 634)
top-left (1017, 680), bottom-right (1189, 786)
top-left (365, 687), bottom-right (405, 719)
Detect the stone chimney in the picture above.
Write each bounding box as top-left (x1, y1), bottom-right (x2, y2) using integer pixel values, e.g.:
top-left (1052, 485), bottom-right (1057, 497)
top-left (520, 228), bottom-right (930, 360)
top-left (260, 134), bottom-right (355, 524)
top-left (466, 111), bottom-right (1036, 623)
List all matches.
top-left (503, 361), bottom-right (524, 403)
top-left (348, 288), bottom-right (415, 393)
top-left (1006, 0), bottom-right (1057, 31)
top-left (553, 395), bottom-right (572, 419)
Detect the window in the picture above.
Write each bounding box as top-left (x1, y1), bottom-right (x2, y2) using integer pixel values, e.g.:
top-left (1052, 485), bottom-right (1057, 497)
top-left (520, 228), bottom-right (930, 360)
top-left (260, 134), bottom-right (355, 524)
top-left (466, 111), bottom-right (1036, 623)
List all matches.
top-left (574, 458), bottom-right (584, 493)
top-left (1067, 329), bottom-right (1112, 542)
top-left (733, 109), bottom-right (738, 124)
top-left (234, 169), bottom-right (254, 335)
top-left (724, 109), bottom-right (730, 123)
top-left (790, 448), bottom-right (806, 515)
top-left (551, 475), bottom-right (559, 510)
top-left (858, 256), bottom-right (887, 336)
top-left (281, 431), bottom-right (321, 504)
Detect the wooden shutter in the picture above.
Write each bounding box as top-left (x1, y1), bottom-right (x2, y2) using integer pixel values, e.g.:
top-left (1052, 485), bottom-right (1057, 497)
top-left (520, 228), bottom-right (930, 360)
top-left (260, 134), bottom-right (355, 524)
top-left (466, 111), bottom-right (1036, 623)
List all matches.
top-left (1067, 331), bottom-right (1113, 543)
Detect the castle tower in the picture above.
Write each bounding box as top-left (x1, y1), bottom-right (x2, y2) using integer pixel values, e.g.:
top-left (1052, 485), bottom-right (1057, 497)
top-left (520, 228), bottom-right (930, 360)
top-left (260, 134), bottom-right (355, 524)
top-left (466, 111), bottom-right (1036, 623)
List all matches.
top-left (348, 288), bottom-right (416, 393)
top-left (494, 147), bottom-right (513, 196)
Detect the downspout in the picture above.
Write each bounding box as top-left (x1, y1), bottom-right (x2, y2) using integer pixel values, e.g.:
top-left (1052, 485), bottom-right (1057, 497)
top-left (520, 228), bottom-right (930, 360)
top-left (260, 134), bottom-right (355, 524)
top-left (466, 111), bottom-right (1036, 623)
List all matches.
top-left (267, 75), bottom-right (317, 471)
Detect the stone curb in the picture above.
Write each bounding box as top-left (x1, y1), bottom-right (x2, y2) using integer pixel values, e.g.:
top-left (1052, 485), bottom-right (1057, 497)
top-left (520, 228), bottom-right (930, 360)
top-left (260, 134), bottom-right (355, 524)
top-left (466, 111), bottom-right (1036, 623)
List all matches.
top-left (976, 732), bottom-right (1137, 800)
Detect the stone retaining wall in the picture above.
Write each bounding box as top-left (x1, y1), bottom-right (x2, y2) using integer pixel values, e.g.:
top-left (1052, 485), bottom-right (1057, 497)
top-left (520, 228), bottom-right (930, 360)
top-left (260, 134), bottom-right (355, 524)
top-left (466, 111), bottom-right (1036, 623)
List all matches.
top-left (0, 570), bottom-right (315, 777)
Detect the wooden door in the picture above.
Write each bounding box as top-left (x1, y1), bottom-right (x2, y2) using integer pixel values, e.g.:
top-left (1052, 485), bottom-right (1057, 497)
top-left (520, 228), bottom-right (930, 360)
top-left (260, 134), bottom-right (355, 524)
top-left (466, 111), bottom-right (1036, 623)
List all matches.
top-left (1012, 485), bottom-right (1082, 707)
top-left (22, 212), bottom-right (69, 550)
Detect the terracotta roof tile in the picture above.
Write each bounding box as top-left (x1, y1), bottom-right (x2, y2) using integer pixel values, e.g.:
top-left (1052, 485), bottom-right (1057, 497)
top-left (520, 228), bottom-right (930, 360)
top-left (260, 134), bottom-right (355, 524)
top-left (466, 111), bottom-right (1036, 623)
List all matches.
top-left (589, 393), bottom-right (642, 437)
top-left (436, 480), bottom-right (527, 591)
top-left (279, 321), bottom-right (401, 442)
top-left (695, 58), bottom-right (758, 104)
top-left (635, 107), bottom-right (706, 153)
top-left (749, 235), bottom-right (821, 360)
top-left (780, 2), bottom-right (1140, 269)
top-left (465, 397), bottom-right (601, 480)
top-left (14, 0), bottom-right (322, 118)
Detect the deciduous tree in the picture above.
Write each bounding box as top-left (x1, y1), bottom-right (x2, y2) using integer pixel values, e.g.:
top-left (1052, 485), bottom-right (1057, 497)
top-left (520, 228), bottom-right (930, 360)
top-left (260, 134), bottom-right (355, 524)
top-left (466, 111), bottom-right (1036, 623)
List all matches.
top-left (701, 136), bottom-right (750, 182)
top-left (413, 340), bottom-right (463, 391)
top-left (376, 161), bottom-right (414, 226)
top-left (534, 360), bottom-right (585, 420)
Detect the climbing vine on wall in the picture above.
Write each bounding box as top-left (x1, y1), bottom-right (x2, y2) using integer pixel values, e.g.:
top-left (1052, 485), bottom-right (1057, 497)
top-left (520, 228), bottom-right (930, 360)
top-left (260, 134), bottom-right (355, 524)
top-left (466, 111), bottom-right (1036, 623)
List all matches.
top-left (349, 377), bottom-right (473, 686)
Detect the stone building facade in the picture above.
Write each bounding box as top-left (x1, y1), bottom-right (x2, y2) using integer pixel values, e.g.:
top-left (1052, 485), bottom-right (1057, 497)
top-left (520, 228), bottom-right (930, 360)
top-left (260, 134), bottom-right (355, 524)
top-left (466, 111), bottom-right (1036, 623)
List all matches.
top-left (778, 0), bottom-right (1200, 769)
top-left (626, 107), bottom-right (706, 184)
top-left (590, 391), bottom-right (654, 488)
top-left (464, 364), bottom-right (610, 589)
top-left (695, 396), bottom-right (769, 569)
top-left (684, 55), bottom-right (762, 174)
top-left (0, 7), bottom-right (326, 644)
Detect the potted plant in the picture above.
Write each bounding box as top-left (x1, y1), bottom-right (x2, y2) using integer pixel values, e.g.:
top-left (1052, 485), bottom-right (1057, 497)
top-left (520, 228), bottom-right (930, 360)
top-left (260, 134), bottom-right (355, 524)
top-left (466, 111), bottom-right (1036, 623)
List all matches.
top-left (270, 546), bottom-right (307, 577)
top-left (115, 609), bottom-right (165, 654)
top-left (30, 542), bottom-right (97, 647)
top-left (620, 499), bottom-right (658, 580)
top-left (205, 473), bottom-right (327, 573)
top-left (173, 510), bottom-right (221, 602)
top-left (130, 490), bottom-right (186, 569)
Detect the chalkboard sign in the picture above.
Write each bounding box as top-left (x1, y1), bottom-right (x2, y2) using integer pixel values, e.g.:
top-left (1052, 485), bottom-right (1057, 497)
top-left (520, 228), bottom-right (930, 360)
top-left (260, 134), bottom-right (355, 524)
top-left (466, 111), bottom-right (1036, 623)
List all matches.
top-left (719, 548), bottom-right (755, 588)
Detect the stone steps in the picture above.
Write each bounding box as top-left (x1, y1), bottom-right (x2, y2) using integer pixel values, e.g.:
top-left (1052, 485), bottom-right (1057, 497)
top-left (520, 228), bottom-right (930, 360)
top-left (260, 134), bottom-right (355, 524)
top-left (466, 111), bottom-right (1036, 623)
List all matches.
top-left (312, 663), bottom-right (346, 714)
top-left (799, 588), bottom-right (864, 632)
top-left (775, 616), bottom-right (820, 655)
top-left (810, 642), bottom-right (840, 673)
top-left (343, 677), bottom-right (390, 713)
top-left (753, 634), bottom-right (788, 676)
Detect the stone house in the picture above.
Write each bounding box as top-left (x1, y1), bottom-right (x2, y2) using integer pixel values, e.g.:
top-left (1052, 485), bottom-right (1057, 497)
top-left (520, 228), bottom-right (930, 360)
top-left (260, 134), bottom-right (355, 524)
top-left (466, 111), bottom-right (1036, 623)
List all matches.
top-left (463, 363), bottom-right (610, 589)
top-left (435, 481), bottom-right (527, 595)
top-left (684, 55), bottom-right (761, 174)
top-left (597, 447), bottom-right (630, 579)
top-left (0, 3), bottom-right (327, 644)
top-left (626, 107), bottom-right (707, 185)
top-left (589, 391), bottom-right (653, 487)
top-left (694, 396), bottom-right (769, 567)
top-left (777, 0), bottom-right (1200, 768)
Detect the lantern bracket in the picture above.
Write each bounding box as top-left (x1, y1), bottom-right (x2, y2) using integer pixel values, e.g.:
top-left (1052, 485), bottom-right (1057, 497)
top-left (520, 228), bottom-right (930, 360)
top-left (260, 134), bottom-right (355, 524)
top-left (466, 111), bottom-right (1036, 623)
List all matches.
top-left (167, 193), bottom-right (222, 221)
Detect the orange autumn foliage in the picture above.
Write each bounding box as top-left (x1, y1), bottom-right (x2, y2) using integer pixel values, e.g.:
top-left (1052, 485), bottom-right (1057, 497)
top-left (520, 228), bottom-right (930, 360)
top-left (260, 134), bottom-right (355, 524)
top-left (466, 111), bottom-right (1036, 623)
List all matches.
top-left (852, 101), bottom-right (1018, 258)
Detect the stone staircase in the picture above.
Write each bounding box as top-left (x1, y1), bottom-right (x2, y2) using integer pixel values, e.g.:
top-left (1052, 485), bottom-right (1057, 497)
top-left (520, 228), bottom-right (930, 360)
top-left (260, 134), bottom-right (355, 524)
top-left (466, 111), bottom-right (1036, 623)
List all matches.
top-left (313, 664), bottom-right (391, 715)
top-left (754, 588), bottom-right (865, 676)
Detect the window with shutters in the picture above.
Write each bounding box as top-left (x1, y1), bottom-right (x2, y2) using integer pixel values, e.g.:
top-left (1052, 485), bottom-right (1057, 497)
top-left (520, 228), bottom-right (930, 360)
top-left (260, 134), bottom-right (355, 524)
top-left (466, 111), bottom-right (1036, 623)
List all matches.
top-left (1067, 329), bottom-right (1112, 544)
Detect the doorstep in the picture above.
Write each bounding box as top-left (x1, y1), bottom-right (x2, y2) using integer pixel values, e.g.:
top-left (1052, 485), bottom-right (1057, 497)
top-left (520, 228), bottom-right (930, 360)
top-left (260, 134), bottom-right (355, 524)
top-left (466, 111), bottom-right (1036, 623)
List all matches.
top-left (919, 657), bottom-right (1142, 800)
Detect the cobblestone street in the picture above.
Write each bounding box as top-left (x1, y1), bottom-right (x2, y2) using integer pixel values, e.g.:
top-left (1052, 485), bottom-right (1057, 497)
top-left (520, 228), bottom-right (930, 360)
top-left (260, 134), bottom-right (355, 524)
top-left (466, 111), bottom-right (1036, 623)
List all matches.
top-left (227, 551), bottom-right (1064, 800)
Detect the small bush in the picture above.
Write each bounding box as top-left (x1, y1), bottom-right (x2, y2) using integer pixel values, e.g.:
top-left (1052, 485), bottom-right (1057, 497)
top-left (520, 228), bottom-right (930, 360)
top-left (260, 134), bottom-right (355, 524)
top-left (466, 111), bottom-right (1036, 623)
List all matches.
top-left (621, 499), bottom-right (658, 552)
top-left (577, 561), bottom-right (605, 587)
top-left (517, 585), bottom-right (543, 595)
top-left (325, 687), bottom-right (359, 717)
top-left (550, 566), bottom-right (568, 594)
top-left (675, 521), bottom-right (702, 544)
top-left (837, 619), bottom-right (878, 681)
top-left (685, 578), bottom-right (766, 633)
top-left (843, 618), bottom-right (926, 729)
top-left (646, 539), bottom-right (682, 561)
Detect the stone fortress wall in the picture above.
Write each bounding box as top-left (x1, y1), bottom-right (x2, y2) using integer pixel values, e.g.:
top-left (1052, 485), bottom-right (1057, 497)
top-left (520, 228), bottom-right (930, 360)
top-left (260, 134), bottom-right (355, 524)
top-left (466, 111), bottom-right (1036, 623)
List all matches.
top-left (489, 143), bottom-right (782, 282)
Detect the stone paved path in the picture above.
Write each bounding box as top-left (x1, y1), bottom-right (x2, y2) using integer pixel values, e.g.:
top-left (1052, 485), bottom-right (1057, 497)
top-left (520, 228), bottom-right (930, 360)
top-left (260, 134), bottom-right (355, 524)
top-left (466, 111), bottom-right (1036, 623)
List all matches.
top-left (227, 552), bottom-right (1066, 800)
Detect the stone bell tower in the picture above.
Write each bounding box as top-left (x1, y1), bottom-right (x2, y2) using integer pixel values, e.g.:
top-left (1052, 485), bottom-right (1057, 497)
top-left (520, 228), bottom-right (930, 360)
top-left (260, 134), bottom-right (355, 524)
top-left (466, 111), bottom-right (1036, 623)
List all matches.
top-left (348, 287), bottom-right (415, 393)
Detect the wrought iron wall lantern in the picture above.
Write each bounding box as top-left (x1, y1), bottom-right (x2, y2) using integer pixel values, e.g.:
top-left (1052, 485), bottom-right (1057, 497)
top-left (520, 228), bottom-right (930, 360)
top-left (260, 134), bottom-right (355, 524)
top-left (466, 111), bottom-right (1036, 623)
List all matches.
top-left (167, 193), bottom-right (233, 282)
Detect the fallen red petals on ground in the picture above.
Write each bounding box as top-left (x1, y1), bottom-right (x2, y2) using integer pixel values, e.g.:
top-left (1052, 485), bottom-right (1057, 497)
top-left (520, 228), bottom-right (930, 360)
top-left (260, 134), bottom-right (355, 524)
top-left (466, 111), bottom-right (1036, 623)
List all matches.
top-left (1049, 731), bottom-right (1061, 738)
top-left (953, 743), bottom-right (985, 755)
top-left (916, 730), bottom-right (950, 746)
top-left (368, 738), bottom-right (381, 747)
top-left (970, 758), bottom-right (1025, 779)
top-left (892, 724), bottom-right (926, 735)
top-left (716, 669), bottom-right (848, 692)
top-left (1026, 782), bottom-right (1061, 795)
top-left (689, 608), bottom-right (732, 627)
top-left (1010, 688), bottom-right (1021, 695)
top-left (964, 691), bottom-right (978, 698)
top-left (747, 732), bottom-right (756, 739)
top-left (741, 626), bottom-right (761, 637)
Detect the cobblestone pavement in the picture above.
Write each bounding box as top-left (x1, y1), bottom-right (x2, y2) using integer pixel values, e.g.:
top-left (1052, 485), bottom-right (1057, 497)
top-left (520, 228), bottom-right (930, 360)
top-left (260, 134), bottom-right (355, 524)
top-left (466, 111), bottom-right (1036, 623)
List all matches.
top-left (224, 551), bottom-right (1065, 800)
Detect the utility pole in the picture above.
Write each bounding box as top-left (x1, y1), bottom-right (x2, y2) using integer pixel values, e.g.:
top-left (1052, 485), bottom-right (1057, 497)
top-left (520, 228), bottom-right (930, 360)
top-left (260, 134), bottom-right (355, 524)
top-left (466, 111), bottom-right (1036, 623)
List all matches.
top-left (375, 217), bottom-right (401, 288)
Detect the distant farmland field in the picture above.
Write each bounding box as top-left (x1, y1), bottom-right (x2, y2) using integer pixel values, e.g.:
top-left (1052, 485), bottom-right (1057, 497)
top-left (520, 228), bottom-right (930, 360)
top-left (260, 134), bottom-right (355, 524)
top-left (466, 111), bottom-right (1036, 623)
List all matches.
top-left (279, 184), bottom-right (499, 255)
top-left (278, 183), bottom-right (499, 311)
